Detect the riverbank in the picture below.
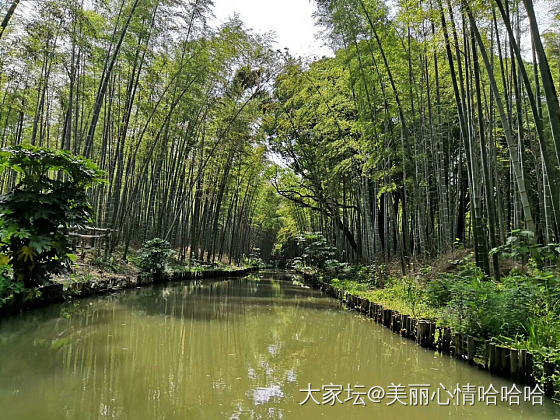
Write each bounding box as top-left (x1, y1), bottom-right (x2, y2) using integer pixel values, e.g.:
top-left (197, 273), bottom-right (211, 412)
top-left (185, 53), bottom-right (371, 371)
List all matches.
top-left (301, 260), bottom-right (560, 402)
top-left (0, 255), bottom-right (258, 317)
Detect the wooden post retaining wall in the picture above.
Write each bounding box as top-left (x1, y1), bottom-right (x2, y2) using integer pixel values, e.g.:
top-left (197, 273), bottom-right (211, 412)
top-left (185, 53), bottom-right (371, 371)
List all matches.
top-left (303, 271), bottom-right (556, 396)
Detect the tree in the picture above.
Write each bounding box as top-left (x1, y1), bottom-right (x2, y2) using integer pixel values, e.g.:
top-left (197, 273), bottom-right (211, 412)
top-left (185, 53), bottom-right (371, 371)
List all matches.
top-left (0, 0), bottom-right (20, 40)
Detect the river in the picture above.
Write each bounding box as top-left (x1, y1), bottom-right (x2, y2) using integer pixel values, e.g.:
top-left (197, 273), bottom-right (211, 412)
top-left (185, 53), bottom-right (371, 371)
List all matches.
top-left (0, 271), bottom-right (558, 419)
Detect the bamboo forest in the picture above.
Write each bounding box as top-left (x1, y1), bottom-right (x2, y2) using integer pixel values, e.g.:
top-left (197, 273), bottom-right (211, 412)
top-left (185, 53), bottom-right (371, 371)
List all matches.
top-left (1, 0), bottom-right (560, 418)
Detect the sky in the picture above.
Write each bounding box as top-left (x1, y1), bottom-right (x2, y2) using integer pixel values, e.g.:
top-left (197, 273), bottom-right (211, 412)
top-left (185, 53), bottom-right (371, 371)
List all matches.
top-left (211, 0), bottom-right (556, 60)
top-left (211, 0), bottom-right (334, 58)
top-left (5, 0), bottom-right (556, 59)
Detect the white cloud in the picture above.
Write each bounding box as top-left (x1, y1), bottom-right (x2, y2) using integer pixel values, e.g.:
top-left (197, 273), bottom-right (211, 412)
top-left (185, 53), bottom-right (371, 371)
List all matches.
top-left (211, 0), bottom-right (333, 58)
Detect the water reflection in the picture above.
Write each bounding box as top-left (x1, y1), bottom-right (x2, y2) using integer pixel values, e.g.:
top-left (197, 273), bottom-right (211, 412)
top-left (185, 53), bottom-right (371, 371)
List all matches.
top-left (0, 271), bottom-right (558, 419)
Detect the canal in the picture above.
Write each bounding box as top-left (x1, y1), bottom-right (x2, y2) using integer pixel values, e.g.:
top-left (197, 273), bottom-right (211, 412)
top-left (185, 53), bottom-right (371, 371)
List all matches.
top-left (0, 271), bottom-right (558, 419)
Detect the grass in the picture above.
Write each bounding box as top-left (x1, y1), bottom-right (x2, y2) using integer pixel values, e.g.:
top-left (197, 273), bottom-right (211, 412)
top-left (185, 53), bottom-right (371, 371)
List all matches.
top-left (324, 275), bottom-right (438, 319)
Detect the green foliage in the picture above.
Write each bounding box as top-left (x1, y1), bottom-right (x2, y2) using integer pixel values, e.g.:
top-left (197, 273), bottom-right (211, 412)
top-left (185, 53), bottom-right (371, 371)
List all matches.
top-left (296, 232), bottom-right (338, 269)
top-left (526, 314), bottom-right (560, 349)
top-left (0, 262), bottom-right (18, 305)
top-left (91, 256), bottom-right (120, 273)
top-left (426, 276), bottom-right (453, 308)
top-left (381, 275), bottom-right (426, 318)
top-left (324, 259), bottom-right (350, 273)
top-left (265, 58), bottom-right (364, 249)
top-left (490, 229), bottom-right (560, 269)
top-left (361, 264), bottom-right (388, 288)
top-left (361, 274), bottom-right (438, 319)
top-left (291, 257), bottom-right (305, 270)
top-left (327, 256), bottom-right (559, 355)
top-left (330, 277), bottom-right (369, 294)
top-left (430, 265), bottom-right (538, 338)
top-left (0, 146), bottom-right (104, 290)
top-left (138, 238), bottom-right (175, 277)
top-left (426, 262), bottom-right (483, 308)
top-left (244, 247), bottom-right (264, 267)
top-left (324, 261), bottom-right (385, 288)
top-left (524, 270), bottom-right (560, 349)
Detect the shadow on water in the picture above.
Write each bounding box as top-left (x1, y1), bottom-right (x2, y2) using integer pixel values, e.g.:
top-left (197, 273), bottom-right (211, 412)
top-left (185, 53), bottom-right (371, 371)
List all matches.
top-left (0, 271), bottom-right (559, 420)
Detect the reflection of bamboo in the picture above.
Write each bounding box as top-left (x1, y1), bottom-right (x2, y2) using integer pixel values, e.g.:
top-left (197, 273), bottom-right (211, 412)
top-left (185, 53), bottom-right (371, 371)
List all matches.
top-left (55, 278), bottom-right (329, 416)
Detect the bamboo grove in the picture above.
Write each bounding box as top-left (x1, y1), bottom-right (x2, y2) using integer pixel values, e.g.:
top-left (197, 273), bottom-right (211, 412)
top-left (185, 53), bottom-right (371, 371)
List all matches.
top-left (0, 0), bottom-right (283, 264)
top-left (0, 0), bottom-right (559, 273)
top-left (266, 0), bottom-right (560, 274)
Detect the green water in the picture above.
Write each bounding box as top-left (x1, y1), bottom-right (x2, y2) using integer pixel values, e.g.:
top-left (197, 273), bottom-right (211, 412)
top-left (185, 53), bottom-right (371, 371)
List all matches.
top-left (0, 271), bottom-right (558, 419)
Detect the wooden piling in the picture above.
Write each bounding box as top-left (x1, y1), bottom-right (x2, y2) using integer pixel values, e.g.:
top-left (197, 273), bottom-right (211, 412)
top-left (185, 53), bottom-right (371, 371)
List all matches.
top-left (526, 352), bottom-right (534, 385)
top-left (417, 321), bottom-right (431, 347)
top-left (544, 361), bottom-right (556, 397)
top-left (428, 322), bottom-right (436, 348)
top-left (495, 345), bottom-right (510, 377)
top-left (467, 336), bottom-right (475, 364)
top-left (510, 349), bottom-right (519, 380)
top-left (410, 318), bottom-right (418, 340)
top-left (383, 309), bottom-right (392, 327)
top-left (453, 333), bottom-right (463, 359)
top-left (488, 343), bottom-right (497, 373)
top-left (393, 313), bottom-right (401, 333)
top-left (401, 314), bottom-right (409, 337)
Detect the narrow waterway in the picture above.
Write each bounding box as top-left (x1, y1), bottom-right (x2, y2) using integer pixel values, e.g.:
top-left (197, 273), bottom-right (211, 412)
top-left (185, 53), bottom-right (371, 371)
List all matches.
top-left (0, 271), bottom-right (558, 419)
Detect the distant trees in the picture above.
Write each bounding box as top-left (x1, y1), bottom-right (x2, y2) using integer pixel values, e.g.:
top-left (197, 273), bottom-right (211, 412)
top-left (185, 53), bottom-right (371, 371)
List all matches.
top-left (268, 0), bottom-right (560, 275)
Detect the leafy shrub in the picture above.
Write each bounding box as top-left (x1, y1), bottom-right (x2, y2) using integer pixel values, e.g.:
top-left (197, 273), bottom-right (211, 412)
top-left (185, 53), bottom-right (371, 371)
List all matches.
top-left (437, 272), bottom-right (537, 338)
top-left (324, 259), bottom-right (349, 276)
top-left (364, 274), bottom-right (435, 318)
top-left (426, 276), bottom-right (453, 307)
top-left (245, 247), bottom-right (263, 267)
top-left (490, 229), bottom-right (560, 269)
top-left (358, 264), bottom-right (386, 288)
top-left (526, 314), bottom-right (560, 349)
top-left (525, 270), bottom-right (560, 347)
top-left (426, 260), bottom-right (483, 308)
top-left (289, 257), bottom-right (301, 270)
top-left (322, 263), bottom-right (386, 289)
top-left (0, 262), bottom-right (18, 305)
top-left (0, 146), bottom-right (104, 289)
top-left (138, 238), bottom-right (175, 278)
top-left (297, 232), bottom-right (337, 269)
top-left (91, 255), bottom-right (122, 273)
top-left (532, 270), bottom-right (560, 310)
top-left (347, 265), bottom-right (381, 286)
